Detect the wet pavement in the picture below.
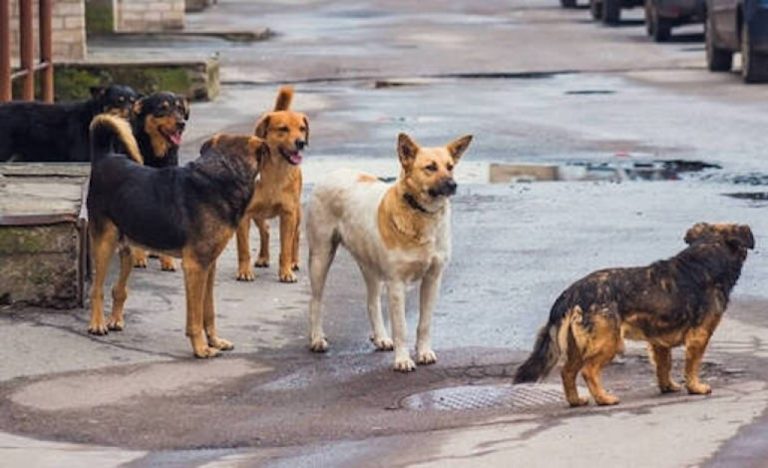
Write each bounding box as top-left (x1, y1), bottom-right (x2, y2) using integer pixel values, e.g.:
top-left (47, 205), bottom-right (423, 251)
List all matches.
top-left (3, 0), bottom-right (768, 466)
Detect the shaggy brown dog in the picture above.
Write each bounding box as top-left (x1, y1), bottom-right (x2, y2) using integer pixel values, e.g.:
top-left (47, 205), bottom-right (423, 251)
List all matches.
top-left (87, 114), bottom-right (266, 358)
top-left (514, 223), bottom-right (754, 406)
top-left (235, 86), bottom-right (309, 283)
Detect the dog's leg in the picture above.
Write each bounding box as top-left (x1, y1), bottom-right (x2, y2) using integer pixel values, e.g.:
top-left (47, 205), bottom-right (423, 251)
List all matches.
top-left (291, 207), bottom-right (301, 272)
top-left (388, 281), bottom-right (415, 372)
top-left (236, 217), bottom-right (255, 281)
top-left (159, 254), bottom-right (176, 272)
top-left (579, 313), bottom-right (621, 405)
top-left (562, 331), bottom-right (588, 407)
top-left (416, 265), bottom-right (443, 365)
top-left (278, 209), bottom-right (298, 283)
top-left (203, 262), bottom-right (233, 351)
top-left (182, 256), bottom-right (219, 358)
top-left (107, 245), bottom-right (133, 331)
top-left (255, 218), bottom-right (270, 268)
top-left (132, 247), bottom-right (148, 269)
top-left (88, 222), bottom-right (118, 335)
top-left (308, 242), bottom-right (337, 352)
top-left (684, 316), bottom-right (720, 394)
top-left (363, 270), bottom-right (391, 351)
top-left (581, 352), bottom-right (619, 406)
top-left (649, 344), bottom-right (681, 393)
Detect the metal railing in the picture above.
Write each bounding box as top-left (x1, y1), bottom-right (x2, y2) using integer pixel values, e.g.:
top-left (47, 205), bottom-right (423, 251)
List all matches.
top-left (0, 0), bottom-right (53, 103)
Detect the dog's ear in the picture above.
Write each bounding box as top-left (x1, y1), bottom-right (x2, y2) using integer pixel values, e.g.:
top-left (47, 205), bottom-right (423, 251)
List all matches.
top-left (90, 86), bottom-right (106, 99)
top-left (397, 133), bottom-right (419, 171)
top-left (446, 135), bottom-right (473, 163)
top-left (684, 222), bottom-right (710, 245)
top-left (200, 135), bottom-right (218, 155)
top-left (180, 98), bottom-right (190, 120)
top-left (132, 98), bottom-right (144, 117)
top-left (302, 115), bottom-right (310, 146)
top-left (254, 115), bottom-right (270, 138)
top-left (727, 225), bottom-right (755, 251)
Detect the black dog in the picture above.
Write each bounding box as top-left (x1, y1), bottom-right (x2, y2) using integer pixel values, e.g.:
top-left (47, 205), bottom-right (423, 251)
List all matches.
top-left (87, 114), bottom-right (267, 358)
top-left (0, 85), bottom-right (138, 162)
top-left (128, 91), bottom-right (190, 271)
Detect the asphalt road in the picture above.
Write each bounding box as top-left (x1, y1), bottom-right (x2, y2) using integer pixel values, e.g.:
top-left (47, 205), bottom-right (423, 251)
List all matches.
top-left (2, 0), bottom-right (768, 466)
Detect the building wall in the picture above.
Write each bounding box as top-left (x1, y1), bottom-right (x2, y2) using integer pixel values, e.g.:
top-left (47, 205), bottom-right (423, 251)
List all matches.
top-left (9, 0), bottom-right (86, 62)
top-left (115, 0), bottom-right (185, 31)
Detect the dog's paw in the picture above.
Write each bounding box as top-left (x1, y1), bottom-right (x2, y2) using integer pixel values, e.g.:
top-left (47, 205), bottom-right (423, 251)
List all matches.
top-left (160, 258), bottom-right (176, 272)
top-left (193, 347), bottom-right (221, 359)
top-left (393, 356), bottom-right (416, 372)
top-left (254, 258), bottom-right (270, 268)
top-left (370, 335), bottom-right (394, 351)
top-left (133, 258), bottom-right (148, 269)
top-left (687, 382), bottom-right (712, 395)
top-left (107, 317), bottom-right (124, 332)
top-left (568, 396), bottom-right (590, 407)
top-left (310, 336), bottom-right (329, 353)
top-left (87, 322), bottom-right (109, 335)
top-left (595, 394), bottom-right (620, 406)
top-left (236, 268), bottom-right (256, 281)
top-left (291, 263), bottom-right (300, 272)
top-left (660, 381), bottom-right (682, 394)
top-left (279, 271), bottom-right (298, 283)
top-left (208, 336), bottom-right (234, 351)
top-left (417, 349), bottom-right (437, 365)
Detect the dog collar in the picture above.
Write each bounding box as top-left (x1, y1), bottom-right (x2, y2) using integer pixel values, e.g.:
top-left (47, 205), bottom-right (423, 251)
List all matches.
top-left (403, 193), bottom-right (434, 215)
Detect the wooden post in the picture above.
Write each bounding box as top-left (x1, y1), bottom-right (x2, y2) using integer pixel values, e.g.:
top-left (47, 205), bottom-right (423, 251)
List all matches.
top-left (39, 0), bottom-right (53, 102)
top-left (0, 0), bottom-right (10, 102)
top-left (19, 0), bottom-right (34, 100)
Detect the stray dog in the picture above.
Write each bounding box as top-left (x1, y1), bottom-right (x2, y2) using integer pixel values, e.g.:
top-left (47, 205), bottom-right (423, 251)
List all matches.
top-left (129, 92), bottom-right (190, 272)
top-left (306, 133), bottom-right (472, 371)
top-left (236, 86), bottom-right (308, 283)
top-left (87, 114), bottom-right (266, 358)
top-left (0, 84), bottom-right (138, 162)
top-left (514, 223), bottom-right (754, 406)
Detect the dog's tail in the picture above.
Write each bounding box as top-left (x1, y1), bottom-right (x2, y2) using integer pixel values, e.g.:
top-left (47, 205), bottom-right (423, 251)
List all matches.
top-left (274, 85), bottom-right (294, 111)
top-left (89, 114), bottom-right (142, 164)
top-left (513, 296), bottom-right (579, 384)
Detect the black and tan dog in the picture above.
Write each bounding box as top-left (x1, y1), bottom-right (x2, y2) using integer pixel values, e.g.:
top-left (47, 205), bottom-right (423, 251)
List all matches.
top-left (129, 92), bottom-right (190, 272)
top-left (87, 114), bottom-right (266, 358)
top-left (235, 86), bottom-right (308, 283)
top-left (514, 223), bottom-right (754, 406)
top-left (0, 84), bottom-right (138, 162)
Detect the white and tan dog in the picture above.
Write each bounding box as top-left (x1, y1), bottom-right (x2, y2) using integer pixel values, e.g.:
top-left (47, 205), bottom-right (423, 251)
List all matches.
top-left (306, 133), bottom-right (472, 371)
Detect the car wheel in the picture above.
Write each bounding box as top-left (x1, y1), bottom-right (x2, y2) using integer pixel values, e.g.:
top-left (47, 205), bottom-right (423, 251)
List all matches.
top-left (591, 0), bottom-right (603, 20)
top-left (561, 0), bottom-right (578, 8)
top-left (602, 0), bottom-right (621, 25)
top-left (742, 21), bottom-right (768, 83)
top-left (706, 14), bottom-right (732, 71)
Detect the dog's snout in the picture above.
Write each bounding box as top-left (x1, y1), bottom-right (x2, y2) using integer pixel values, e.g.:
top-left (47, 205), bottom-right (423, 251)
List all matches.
top-left (295, 139), bottom-right (306, 151)
top-left (443, 178), bottom-right (457, 196)
top-left (176, 120), bottom-right (186, 131)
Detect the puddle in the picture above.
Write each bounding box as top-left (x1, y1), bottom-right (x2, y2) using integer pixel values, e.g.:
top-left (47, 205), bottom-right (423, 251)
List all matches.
top-left (723, 192), bottom-right (768, 207)
top-left (565, 89), bottom-right (616, 95)
top-left (400, 383), bottom-right (565, 411)
top-left (490, 159), bottom-right (720, 184)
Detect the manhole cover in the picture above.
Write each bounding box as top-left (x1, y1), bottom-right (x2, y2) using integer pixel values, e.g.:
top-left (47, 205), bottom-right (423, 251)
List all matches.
top-left (400, 384), bottom-right (565, 411)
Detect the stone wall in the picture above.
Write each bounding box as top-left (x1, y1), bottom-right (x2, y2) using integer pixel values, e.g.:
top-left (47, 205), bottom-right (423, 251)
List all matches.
top-left (115, 0), bottom-right (185, 31)
top-left (9, 0), bottom-right (86, 62)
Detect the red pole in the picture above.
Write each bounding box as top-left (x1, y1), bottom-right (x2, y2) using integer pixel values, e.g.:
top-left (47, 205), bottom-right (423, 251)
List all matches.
top-left (19, 0), bottom-right (34, 100)
top-left (39, 0), bottom-right (52, 102)
top-left (0, 0), bottom-right (10, 102)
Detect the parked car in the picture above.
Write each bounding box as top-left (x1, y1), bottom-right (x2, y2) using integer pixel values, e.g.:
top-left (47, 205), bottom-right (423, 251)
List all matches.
top-left (706, 0), bottom-right (768, 82)
top-left (644, 0), bottom-right (706, 42)
top-left (590, 0), bottom-right (645, 25)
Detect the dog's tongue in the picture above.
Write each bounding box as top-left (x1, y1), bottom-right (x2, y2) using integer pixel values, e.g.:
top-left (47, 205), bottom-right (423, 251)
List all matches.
top-left (169, 131), bottom-right (183, 146)
top-left (289, 152), bottom-right (303, 165)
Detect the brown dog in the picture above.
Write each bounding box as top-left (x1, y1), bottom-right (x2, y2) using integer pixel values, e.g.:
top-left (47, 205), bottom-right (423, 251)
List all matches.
top-left (87, 114), bottom-right (266, 358)
top-left (514, 223), bottom-right (754, 406)
top-left (236, 86), bottom-right (309, 283)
